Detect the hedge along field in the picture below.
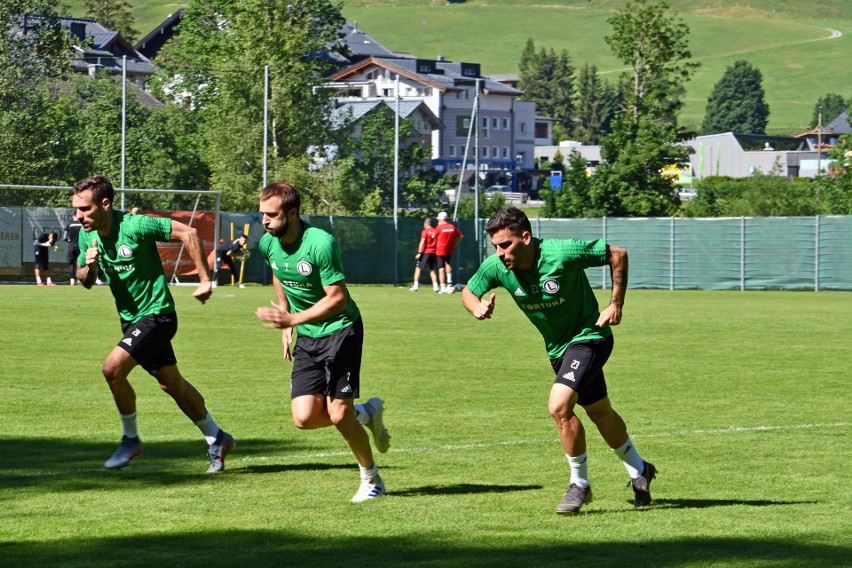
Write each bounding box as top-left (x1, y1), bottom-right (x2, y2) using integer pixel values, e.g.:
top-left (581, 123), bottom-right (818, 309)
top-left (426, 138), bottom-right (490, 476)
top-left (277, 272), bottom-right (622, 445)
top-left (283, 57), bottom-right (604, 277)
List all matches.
top-left (0, 284), bottom-right (849, 567)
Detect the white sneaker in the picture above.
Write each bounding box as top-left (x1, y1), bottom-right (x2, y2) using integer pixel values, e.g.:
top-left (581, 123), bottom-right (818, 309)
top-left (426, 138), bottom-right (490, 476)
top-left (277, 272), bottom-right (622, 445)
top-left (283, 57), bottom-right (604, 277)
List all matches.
top-left (446, 286), bottom-right (456, 294)
top-left (362, 397), bottom-right (390, 453)
top-left (351, 475), bottom-right (386, 503)
top-left (408, 286), bottom-right (418, 292)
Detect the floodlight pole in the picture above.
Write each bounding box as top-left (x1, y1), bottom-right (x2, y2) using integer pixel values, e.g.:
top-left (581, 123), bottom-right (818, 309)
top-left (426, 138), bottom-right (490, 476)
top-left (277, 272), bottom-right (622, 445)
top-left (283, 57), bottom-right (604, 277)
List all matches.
top-left (474, 78), bottom-right (481, 244)
top-left (393, 74), bottom-right (400, 286)
top-left (120, 55), bottom-right (127, 209)
top-left (263, 65), bottom-right (269, 189)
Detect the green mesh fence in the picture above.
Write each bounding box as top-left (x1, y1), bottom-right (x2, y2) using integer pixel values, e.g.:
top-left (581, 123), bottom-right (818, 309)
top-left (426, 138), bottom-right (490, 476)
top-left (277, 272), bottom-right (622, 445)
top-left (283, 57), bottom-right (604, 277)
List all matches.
top-left (4, 208), bottom-right (852, 291)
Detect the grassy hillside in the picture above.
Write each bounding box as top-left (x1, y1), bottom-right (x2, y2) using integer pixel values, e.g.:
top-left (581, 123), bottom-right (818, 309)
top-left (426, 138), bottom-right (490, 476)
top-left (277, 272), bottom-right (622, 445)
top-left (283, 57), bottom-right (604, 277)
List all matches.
top-left (61, 0), bottom-right (852, 134)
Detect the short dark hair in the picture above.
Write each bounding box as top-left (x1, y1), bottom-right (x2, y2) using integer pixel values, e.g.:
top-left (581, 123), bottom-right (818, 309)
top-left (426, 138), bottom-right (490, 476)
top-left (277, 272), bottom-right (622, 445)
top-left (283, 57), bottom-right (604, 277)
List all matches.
top-left (484, 207), bottom-right (532, 236)
top-left (260, 181), bottom-right (301, 212)
top-left (73, 174), bottom-right (114, 204)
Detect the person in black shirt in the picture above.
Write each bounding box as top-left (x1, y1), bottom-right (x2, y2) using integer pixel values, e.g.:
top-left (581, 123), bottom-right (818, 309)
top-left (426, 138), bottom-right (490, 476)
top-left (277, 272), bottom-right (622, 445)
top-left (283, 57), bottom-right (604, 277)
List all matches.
top-left (213, 234), bottom-right (247, 286)
top-left (33, 231), bottom-right (58, 286)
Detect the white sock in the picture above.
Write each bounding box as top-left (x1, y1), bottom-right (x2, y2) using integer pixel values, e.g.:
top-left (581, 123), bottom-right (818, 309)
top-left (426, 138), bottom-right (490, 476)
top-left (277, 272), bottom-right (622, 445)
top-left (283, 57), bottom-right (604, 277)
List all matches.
top-left (433, 283), bottom-right (439, 291)
top-left (69, 278), bottom-right (75, 285)
top-left (46, 277), bottom-right (53, 284)
top-left (440, 284), bottom-right (446, 292)
top-left (36, 276), bottom-right (42, 284)
top-left (411, 283), bottom-right (418, 290)
top-left (447, 274), bottom-right (453, 285)
top-left (359, 462), bottom-right (379, 481)
top-left (566, 453), bottom-right (590, 488)
top-left (120, 411), bottom-right (138, 439)
top-left (613, 437), bottom-right (644, 479)
top-left (194, 412), bottom-right (220, 445)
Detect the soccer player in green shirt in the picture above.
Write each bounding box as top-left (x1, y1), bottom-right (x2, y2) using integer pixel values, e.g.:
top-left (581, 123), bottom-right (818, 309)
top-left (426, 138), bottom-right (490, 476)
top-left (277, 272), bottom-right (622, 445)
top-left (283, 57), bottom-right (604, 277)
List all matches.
top-left (462, 207), bottom-right (656, 515)
top-left (254, 181), bottom-right (390, 502)
top-left (72, 174), bottom-right (234, 473)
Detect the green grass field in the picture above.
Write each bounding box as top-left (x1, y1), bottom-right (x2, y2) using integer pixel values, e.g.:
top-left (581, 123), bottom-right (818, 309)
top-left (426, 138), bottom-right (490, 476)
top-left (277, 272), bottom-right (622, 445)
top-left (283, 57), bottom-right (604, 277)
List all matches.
top-left (0, 284), bottom-right (850, 567)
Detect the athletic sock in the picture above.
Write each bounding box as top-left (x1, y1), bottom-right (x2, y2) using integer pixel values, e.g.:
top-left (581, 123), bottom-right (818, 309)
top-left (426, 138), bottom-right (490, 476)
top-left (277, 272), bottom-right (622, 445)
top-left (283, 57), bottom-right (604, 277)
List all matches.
top-left (359, 462), bottom-right (379, 481)
top-left (433, 283), bottom-right (439, 291)
top-left (613, 436), bottom-right (644, 479)
top-left (36, 276), bottom-right (43, 284)
top-left (120, 411), bottom-right (139, 439)
top-left (46, 277), bottom-right (53, 284)
top-left (440, 284), bottom-right (446, 292)
top-left (566, 452), bottom-right (590, 488)
top-left (411, 283), bottom-right (418, 290)
top-left (194, 412), bottom-right (220, 445)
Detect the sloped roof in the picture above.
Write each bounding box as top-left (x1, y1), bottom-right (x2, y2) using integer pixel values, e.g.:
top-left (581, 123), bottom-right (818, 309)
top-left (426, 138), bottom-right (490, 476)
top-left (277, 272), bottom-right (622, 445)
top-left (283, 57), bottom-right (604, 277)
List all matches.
top-left (134, 9), bottom-right (185, 60)
top-left (330, 99), bottom-right (443, 130)
top-left (340, 22), bottom-right (398, 60)
top-left (59, 16), bottom-right (155, 76)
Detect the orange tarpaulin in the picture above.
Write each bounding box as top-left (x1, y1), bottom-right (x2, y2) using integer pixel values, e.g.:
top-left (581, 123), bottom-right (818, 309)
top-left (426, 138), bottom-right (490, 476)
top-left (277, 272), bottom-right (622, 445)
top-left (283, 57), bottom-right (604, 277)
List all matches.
top-left (143, 211), bottom-right (217, 276)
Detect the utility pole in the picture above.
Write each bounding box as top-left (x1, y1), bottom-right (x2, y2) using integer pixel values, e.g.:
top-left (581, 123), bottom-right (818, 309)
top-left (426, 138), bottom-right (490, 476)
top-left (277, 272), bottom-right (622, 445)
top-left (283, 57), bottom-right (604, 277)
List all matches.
top-left (816, 105), bottom-right (823, 178)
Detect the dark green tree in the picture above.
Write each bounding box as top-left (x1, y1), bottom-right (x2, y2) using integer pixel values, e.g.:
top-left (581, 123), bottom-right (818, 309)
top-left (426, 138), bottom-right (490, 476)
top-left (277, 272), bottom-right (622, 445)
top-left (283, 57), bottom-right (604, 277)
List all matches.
top-left (591, 0), bottom-right (698, 217)
top-left (810, 93), bottom-right (848, 128)
top-left (573, 63), bottom-right (618, 144)
top-left (83, 0), bottom-right (138, 43)
top-left (701, 60), bottom-right (769, 134)
top-left (518, 39), bottom-right (575, 133)
top-left (154, 0), bottom-right (346, 210)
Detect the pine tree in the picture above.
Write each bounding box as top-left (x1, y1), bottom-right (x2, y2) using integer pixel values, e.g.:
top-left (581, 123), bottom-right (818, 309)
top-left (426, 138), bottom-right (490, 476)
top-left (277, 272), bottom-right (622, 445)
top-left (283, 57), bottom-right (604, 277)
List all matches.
top-left (701, 60), bottom-right (769, 135)
top-left (810, 93), bottom-right (848, 128)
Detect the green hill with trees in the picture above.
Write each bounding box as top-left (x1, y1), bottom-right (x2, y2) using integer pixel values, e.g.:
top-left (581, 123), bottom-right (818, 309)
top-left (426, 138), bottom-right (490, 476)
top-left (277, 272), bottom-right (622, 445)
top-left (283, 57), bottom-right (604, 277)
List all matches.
top-left (62, 0), bottom-right (852, 134)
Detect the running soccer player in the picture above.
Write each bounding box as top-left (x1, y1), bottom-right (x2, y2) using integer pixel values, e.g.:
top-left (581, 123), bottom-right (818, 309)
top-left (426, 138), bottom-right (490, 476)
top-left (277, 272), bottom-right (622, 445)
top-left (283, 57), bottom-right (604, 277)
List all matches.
top-left (254, 181), bottom-right (390, 502)
top-left (71, 174), bottom-right (234, 473)
top-left (461, 207), bottom-right (656, 515)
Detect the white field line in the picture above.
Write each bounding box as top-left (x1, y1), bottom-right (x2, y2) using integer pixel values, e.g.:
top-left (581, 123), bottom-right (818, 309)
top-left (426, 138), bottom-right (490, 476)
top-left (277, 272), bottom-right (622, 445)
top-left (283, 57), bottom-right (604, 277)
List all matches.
top-left (2, 422), bottom-right (849, 479)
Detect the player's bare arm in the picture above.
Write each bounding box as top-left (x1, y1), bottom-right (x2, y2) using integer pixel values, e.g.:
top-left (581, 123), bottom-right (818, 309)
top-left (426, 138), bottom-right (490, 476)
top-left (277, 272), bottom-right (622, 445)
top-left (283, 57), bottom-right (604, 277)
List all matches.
top-left (170, 220), bottom-right (213, 304)
top-left (270, 276), bottom-right (294, 361)
top-left (77, 238), bottom-right (100, 289)
top-left (596, 244), bottom-right (628, 327)
top-left (257, 280), bottom-right (349, 330)
top-left (462, 286), bottom-right (496, 320)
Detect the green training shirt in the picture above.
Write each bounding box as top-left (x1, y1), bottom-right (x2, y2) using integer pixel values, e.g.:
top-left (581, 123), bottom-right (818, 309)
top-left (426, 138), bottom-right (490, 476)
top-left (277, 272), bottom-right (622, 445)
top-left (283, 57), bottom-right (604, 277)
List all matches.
top-left (258, 221), bottom-right (360, 338)
top-left (77, 211), bottom-right (175, 323)
top-left (466, 238), bottom-right (611, 359)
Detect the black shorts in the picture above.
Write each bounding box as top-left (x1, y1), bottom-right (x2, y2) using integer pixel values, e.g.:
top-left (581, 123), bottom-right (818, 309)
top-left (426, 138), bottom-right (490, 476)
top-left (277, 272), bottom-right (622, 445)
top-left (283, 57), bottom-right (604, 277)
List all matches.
top-left (418, 252), bottom-right (437, 271)
top-left (290, 317), bottom-right (363, 400)
top-left (436, 254), bottom-right (453, 269)
top-left (66, 246), bottom-right (80, 264)
top-left (216, 254), bottom-right (236, 272)
top-left (119, 312), bottom-right (178, 376)
top-left (550, 336), bottom-right (614, 407)
top-left (34, 252), bottom-right (49, 270)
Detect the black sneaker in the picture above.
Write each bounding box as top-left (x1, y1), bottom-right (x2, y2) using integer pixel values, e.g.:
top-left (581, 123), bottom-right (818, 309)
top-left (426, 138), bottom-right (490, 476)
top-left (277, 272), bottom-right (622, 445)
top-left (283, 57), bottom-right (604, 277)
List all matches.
top-left (206, 429), bottom-right (235, 473)
top-left (630, 461), bottom-right (656, 507)
top-left (104, 435), bottom-right (142, 469)
top-left (555, 483), bottom-right (593, 515)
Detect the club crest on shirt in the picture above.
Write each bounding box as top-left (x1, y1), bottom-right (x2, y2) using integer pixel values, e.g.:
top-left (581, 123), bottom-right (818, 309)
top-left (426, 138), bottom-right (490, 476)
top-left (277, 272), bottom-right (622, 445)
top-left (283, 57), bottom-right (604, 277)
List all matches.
top-left (297, 260), bottom-right (313, 276)
top-left (543, 279), bottom-right (560, 294)
top-left (118, 244), bottom-right (133, 259)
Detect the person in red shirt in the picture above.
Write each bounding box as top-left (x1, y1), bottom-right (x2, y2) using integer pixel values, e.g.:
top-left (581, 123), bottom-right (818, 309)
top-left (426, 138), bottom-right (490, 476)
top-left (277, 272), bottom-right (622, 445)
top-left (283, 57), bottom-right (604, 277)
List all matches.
top-left (435, 211), bottom-right (463, 294)
top-left (409, 217), bottom-right (439, 292)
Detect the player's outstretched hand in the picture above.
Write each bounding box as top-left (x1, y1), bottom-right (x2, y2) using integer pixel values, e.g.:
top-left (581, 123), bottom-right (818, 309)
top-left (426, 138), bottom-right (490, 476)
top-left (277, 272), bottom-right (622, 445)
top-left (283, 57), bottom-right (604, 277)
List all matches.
top-left (257, 301), bottom-right (293, 330)
top-left (596, 303), bottom-right (621, 327)
top-left (474, 293), bottom-right (496, 320)
top-left (193, 281), bottom-right (213, 304)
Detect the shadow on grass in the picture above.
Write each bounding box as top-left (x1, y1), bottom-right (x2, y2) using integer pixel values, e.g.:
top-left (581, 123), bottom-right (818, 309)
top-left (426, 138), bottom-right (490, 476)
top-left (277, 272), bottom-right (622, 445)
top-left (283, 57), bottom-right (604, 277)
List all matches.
top-left (0, 437), bottom-right (317, 490)
top-left (238, 463), bottom-right (356, 474)
top-left (0, 531), bottom-right (848, 568)
top-left (392, 483), bottom-right (544, 496)
top-left (651, 497), bottom-right (818, 509)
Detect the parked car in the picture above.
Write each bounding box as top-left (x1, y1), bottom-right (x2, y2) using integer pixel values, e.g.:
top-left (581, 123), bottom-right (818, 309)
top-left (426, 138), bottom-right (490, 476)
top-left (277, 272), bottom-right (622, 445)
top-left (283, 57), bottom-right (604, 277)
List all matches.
top-left (485, 185), bottom-right (529, 204)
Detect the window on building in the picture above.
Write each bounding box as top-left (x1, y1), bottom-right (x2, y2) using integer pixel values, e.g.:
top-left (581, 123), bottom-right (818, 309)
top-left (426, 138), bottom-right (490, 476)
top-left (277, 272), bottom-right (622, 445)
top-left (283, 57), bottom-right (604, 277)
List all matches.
top-left (502, 117), bottom-right (509, 130)
top-left (502, 147), bottom-right (510, 159)
top-left (482, 146), bottom-right (489, 158)
top-left (483, 117), bottom-right (490, 139)
top-left (456, 116), bottom-right (471, 136)
top-left (492, 117), bottom-right (499, 129)
top-left (535, 122), bottom-right (549, 138)
top-left (492, 147), bottom-right (500, 158)
top-left (383, 89), bottom-right (393, 97)
top-left (519, 122), bottom-right (526, 134)
top-left (449, 144), bottom-right (456, 157)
